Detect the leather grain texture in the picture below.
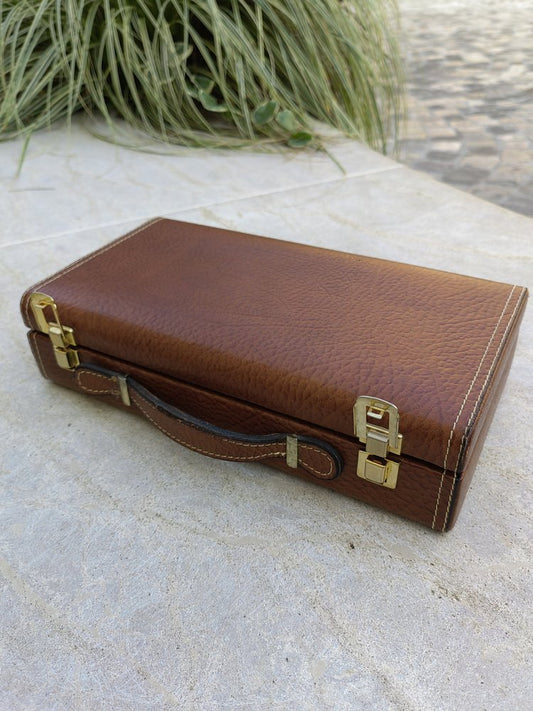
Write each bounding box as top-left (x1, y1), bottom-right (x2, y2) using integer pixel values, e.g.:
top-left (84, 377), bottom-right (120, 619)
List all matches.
top-left (22, 219), bottom-right (528, 529)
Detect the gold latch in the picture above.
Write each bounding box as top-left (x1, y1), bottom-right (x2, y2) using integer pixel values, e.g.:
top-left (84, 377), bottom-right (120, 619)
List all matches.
top-left (354, 396), bottom-right (403, 489)
top-left (29, 292), bottom-right (80, 370)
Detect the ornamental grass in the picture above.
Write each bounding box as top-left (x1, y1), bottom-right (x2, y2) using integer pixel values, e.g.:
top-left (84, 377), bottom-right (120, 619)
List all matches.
top-left (0, 0), bottom-right (403, 150)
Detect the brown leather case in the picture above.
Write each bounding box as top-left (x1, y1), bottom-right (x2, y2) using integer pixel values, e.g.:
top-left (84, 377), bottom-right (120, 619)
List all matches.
top-left (21, 218), bottom-right (528, 530)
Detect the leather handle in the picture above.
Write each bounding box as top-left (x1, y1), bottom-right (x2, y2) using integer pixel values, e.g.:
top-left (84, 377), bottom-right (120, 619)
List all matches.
top-left (75, 365), bottom-right (343, 480)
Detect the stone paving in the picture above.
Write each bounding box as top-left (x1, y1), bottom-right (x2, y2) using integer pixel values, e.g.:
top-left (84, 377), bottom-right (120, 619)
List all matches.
top-left (397, 0), bottom-right (533, 217)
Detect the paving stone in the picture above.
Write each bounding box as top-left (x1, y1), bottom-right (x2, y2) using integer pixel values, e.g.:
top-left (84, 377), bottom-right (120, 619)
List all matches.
top-left (503, 195), bottom-right (533, 216)
top-left (428, 140), bottom-right (462, 153)
top-left (461, 155), bottom-right (500, 172)
top-left (501, 64), bottom-right (526, 80)
top-left (412, 160), bottom-right (450, 176)
top-left (426, 150), bottom-right (460, 162)
top-left (442, 114), bottom-right (465, 123)
top-left (443, 166), bottom-right (491, 185)
top-left (484, 105), bottom-right (520, 119)
top-left (463, 51), bottom-right (488, 63)
top-left (425, 127), bottom-right (459, 140)
top-left (495, 164), bottom-right (533, 183)
top-left (467, 144), bottom-right (499, 156)
top-left (463, 114), bottom-right (499, 126)
top-left (423, 122), bottom-right (456, 136)
top-left (487, 125), bottom-right (517, 135)
top-left (470, 185), bottom-right (511, 203)
top-left (449, 119), bottom-right (482, 133)
top-left (500, 147), bottom-right (532, 165)
top-left (397, 0), bottom-right (533, 218)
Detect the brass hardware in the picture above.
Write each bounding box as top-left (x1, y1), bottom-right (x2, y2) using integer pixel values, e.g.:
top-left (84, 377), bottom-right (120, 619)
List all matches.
top-left (29, 292), bottom-right (80, 371)
top-left (115, 375), bottom-right (131, 406)
top-left (286, 435), bottom-right (298, 468)
top-left (356, 453), bottom-right (399, 489)
top-left (354, 396), bottom-right (402, 489)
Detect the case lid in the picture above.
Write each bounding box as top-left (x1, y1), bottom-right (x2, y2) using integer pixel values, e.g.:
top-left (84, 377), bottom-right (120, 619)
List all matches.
top-left (22, 218), bottom-right (527, 473)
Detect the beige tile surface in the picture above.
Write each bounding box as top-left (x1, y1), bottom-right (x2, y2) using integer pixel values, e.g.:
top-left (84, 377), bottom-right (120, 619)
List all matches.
top-left (0, 118), bottom-right (399, 247)
top-left (1, 121), bottom-right (531, 710)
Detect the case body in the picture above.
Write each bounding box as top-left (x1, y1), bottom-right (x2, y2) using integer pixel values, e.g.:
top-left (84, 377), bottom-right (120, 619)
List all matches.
top-left (21, 218), bottom-right (528, 530)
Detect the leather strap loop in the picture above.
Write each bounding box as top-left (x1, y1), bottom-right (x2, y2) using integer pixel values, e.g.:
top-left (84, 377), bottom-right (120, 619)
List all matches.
top-left (75, 365), bottom-right (342, 480)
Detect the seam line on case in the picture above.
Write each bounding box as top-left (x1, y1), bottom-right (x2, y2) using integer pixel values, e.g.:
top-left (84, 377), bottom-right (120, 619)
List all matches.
top-left (440, 286), bottom-right (526, 530)
top-left (431, 285), bottom-right (516, 529)
top-left (23, 218), bottom-right (163, 326)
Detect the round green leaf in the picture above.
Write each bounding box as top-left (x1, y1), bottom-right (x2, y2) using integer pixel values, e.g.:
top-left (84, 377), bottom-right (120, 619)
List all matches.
top-left (253, 101), bottom-right (278, 126)
top-left (186, 86), bottom-right (199, 99)
top-left (199, 91), bottom-right (228, 112)
top-left (192, 74), bottom-right (215, 94)
top-left (276, 109), bottom-right (298, 133)
top-left (287, 131), bottom-right (313, 148)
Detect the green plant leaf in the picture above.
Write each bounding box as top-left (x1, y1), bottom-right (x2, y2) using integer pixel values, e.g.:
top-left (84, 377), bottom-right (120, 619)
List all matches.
top-left (198, 91), bottom-right (228, 113)
top-left (253, 101), bottom-right (278, 126)
top-left (16, 132), bottom-right (33, 178)
top-left (287, 132), bottom-right (313, 148)
top-left (192, 74), bottom-right (215, 94)
top-left (276, 109), bottom-right (298, 133)
top-left (186, 85), bottom-right (200, 99)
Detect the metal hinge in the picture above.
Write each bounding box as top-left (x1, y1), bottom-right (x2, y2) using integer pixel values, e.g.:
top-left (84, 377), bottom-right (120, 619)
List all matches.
top-left (354, 396), bottom-right (403, 489)
top-left (29, 292), bottom-right (80, 370)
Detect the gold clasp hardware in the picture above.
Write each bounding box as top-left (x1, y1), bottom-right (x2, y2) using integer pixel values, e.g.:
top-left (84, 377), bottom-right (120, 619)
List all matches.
top-left (286, 435), bottom-right (298, 468)
top-left (115, 374), bottom-right (131, 406)
top-left (354, 396), bottom-right (403, 489)
top-left (29, 292), bottom-right (80, 370)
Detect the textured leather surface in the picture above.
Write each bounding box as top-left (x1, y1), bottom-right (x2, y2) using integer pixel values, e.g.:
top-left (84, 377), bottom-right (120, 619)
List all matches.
top-left (22, 219), bottom-right (528, 529)
top-left (21, 218), bottom-right (527, 471)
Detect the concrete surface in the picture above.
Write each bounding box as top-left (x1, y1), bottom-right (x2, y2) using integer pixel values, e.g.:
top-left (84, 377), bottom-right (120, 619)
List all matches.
top-left (1, 119), bottom-right (532, 710)
top-left (398, 0), bottom-right (533, 216)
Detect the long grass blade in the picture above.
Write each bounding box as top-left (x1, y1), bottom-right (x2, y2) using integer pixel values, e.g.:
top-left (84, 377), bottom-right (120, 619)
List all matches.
top-left (0, 0), bottom-right (404, 150)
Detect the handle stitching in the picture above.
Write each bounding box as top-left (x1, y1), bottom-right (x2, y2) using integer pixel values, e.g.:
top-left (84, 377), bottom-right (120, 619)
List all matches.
top-left (132, 392), bottom-right (285, 462)
top-left (74, 367), bottom-right (336, 478)
top-left (76, 370), bottom-right (120, 396)
top-left (130, 389), bottom-right (334, 477)
top-left (297, 444), bottom-right (334, 478)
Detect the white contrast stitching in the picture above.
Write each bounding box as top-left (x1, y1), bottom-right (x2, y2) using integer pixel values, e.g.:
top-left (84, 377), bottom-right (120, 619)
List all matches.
top-left (431, 285), bottom-right (517, 529)
top-left (132, 392), bottom-right (285, 461)
top-left (76, 370), bottom-right (119, 396)
top-left (441, 286), bottom-right (526, 530)
top-left (298, 443), bottom-right (334, 478)
top-left (130, 390), bottom-right (334, 477)
top-left (24, 218), bottom-right (162, 325)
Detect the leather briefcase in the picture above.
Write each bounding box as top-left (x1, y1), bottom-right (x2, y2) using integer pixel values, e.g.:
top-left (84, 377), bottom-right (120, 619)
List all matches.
top-left (21, 219), bottom-right (528, 530)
